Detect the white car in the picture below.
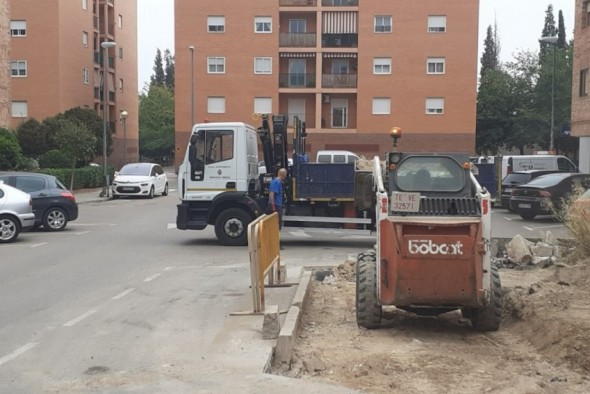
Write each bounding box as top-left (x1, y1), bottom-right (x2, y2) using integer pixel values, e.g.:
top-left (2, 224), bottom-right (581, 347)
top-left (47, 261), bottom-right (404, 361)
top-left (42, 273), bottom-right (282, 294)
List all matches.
top-left (112, 163), bottom-right (168, 199)
top-left (0, 181), bottom-right (36, 243)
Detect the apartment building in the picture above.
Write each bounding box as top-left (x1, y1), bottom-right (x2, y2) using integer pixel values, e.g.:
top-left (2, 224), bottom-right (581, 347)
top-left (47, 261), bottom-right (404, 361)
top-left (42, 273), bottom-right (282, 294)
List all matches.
top-left (573, 0), bottom-right (590, 173)
top-left (174, 0), bottom-right (479, 166)
top-left (9, 0), bottom-right (138, 166)
top-left (0, 1), bottom-right (10, 128)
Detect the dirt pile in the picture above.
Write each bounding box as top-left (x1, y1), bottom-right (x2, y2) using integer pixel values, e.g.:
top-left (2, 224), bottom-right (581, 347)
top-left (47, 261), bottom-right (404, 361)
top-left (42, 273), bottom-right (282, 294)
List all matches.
top-left (277, 259), bottom-right (590, 393)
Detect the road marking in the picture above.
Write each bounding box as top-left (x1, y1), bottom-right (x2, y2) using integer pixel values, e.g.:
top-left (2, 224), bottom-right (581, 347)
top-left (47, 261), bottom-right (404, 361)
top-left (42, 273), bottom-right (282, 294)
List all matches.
top-left (0, 343), bottom-right (39, 367)
top-left (167, 223), bottom-right (177, 230)
top-left (63, 310), bottom-right (96, 327)
top-left (503, 217), bottom-right (513, 221)
top-left (111, 288), bottom-right (135, 300)
top-left (524, 224), bottom-right (564, 231)
top-left (75, 231), bottom-right (90, 236)
top-left (169, 189), bottom-right (177, 192)
top-left (144, 273), bottom-right (161, 282)
top-left (289, 230), bottom-right (312, 238)
top-left (30, 243), bottom-right (48, 248)
top-left (163, 266), bottom-right (174, 271)
top-left (70, 223), bottom-right (117, 227)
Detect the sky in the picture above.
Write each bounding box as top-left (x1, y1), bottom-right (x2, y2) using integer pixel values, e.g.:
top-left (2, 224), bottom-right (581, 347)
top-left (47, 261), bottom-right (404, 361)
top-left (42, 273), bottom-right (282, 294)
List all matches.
top-left (136, 0), bottom-right (575, 92)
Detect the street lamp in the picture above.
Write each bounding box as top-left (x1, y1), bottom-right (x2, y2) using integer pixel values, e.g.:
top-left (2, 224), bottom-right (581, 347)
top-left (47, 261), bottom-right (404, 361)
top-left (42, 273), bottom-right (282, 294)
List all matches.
top-left (100, 40), bottom-right (116, 198)
top-left (539, 36), bottom-right (558, 152)
top-left (120, 110), bottom-right (128, 165)
top-left (189, 45), bottom-right (195, 129)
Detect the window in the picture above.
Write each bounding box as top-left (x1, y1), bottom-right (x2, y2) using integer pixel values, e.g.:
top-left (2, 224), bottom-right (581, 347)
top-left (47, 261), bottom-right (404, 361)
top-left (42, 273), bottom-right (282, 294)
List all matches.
top-left (119, 78), bottom-right (124, 93)
top-left (332, 59), bottom-right (349, 74)
top-left (428, 16), bottom-right (447, 33)
top-left (11, 101), bottom-right (28, 118)
top-left (82, 31), bottom-right (88, 47)
top-left (10, 21), bottom-right (26, 37)
top-left (289, 19), bottom-right (306, 33)
top-left (425, 97), bottom-right (444, 114)
top-left (208, 97), bottom-right (226, 113)
top-left (396, 156), bottom-right (465, 193)
top-left (118, 14), bottom-right (123, 29)
top-left (427, 57), bottom-right (445, 74)
top-left (82, 0), bottom-right (87, 10)
top-left (374, 16), bottom-right (392, 33)
top-left (580, 69), bottom-right (588, 97)
top-left (255, 16), bottom-right (272, 33)
top-left (83, 68), bottom-right (89, 84)
top-left (208, 16), bottom-right (225, 33)
top-left (118, 47), bottom-right (124, 60)
top-left (254, 57), bottom-right (272, 74)
top-left (254, 97), bottom-right (272, 114)
top-left (204, 130), bottom-right (234, 164)
top-left (207, 57), bottom-right (225, 73)
top-left (331, 98), bottom-right (348, 128)
top-left (584, 1), bottom-right (590, 28)
top-left (372, 98), bottom-right (391, 115)
top-left (15, 176), bottom-right (46, 193)
top-left (373, 58), bottom-right (391, 74)
top-left (11, 61), bottom-right (27, 77)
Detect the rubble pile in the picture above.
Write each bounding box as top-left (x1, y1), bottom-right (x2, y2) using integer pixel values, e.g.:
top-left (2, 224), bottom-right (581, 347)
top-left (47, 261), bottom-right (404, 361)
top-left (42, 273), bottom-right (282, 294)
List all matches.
top-left (496, 231), bottom-right (572, 269)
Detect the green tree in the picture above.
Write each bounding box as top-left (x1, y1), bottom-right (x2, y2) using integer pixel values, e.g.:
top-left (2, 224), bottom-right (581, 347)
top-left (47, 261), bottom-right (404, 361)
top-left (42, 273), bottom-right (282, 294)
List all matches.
top-left (63, 106), bottom-right (112, 156)
top-left (150, 49), bottom-right (165, 87)
top-left (16, 119), bottom-right (47, 158)
top-left (476, 69), bottom-right (512, 154)
top-left (480, 24), bottom-right (500, 80)
top-left (557, 10), bottom-right (567, 48)
top-left (0, 128), bottom-right (24, 170)
top-left (164, 49), bottom-right (175, 91)
top-left (53, 119), bottom-right (97, 189)
top-left (139, 85), bottom-right (175, 158)
top-left (539, 5), bottom-right (556, 56)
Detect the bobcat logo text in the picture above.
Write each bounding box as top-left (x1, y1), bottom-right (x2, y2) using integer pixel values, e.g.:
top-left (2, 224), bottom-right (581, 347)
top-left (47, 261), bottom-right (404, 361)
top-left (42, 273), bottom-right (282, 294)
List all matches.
top-left (408, 239), bottom-right (463, 255)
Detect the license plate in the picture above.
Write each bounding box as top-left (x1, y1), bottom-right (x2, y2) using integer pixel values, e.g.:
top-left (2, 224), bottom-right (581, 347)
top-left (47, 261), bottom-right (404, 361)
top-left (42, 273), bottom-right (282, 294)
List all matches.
top-left (518, 203), bottom-right (531, 209)
top-left (122, 187), bottom-right (134, 191)
top-left (391, 192), bottom-right (421, 212)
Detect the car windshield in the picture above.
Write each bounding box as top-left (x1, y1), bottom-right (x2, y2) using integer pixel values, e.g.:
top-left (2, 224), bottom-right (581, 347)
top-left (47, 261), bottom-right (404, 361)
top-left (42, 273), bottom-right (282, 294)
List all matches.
top-left (119, 164), bottom-right (151, 176)
top-left (502, 173), bottom-right (531, 185)
top-left (524, 173), bottom-right (568, 187)
top-left (396, 156), bottom-right (465, 192)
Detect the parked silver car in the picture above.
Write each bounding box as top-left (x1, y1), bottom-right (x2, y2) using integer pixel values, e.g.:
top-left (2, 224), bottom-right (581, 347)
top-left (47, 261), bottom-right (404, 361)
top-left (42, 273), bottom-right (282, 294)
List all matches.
top-left (0, 181), bottom-right (35, 243)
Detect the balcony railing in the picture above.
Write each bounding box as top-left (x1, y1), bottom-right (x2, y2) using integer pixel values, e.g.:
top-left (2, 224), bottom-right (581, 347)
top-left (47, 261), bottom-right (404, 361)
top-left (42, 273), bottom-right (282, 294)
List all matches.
top-left (279, 73), bottom-right (316, 88)
top-left (322, 73), bottom-right (357, 88)
top-left (280, 33), bottom-right (316, 47)
top-left (322, 33), bottom-right (358, 48)
top-left (279, 0), bottom-right (317, 6)
top-left (322, 0), bottom-right (358, 5)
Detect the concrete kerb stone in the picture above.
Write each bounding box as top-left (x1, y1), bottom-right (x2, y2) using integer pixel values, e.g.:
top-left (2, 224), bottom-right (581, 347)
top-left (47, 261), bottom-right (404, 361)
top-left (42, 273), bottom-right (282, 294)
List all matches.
top-left (291, 270), bottom-right (312, 309)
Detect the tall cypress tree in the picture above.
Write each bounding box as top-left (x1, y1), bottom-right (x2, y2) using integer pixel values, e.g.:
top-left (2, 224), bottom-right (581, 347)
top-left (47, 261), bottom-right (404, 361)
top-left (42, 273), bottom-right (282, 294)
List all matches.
top-left (557, 10), bottom-right (567, 48)
top-left (480, 24), bottom-right (500, 80)
top-left (150, 49), bottom-right (165, 87)
top-left (540, 5), bottom-right (556, 55)
top-left (164, 49), bottom-right (175, 92)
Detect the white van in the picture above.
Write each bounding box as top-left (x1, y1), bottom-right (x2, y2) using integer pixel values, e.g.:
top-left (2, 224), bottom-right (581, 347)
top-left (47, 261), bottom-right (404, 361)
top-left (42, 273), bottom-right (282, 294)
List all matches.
top-left (501, 155), bottom-right (577, 179)
top-left (316, 150), bottom-right (359, 164)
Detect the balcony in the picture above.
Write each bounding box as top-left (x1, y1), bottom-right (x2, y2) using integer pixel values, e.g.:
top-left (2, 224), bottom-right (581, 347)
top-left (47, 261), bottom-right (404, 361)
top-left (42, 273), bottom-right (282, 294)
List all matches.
top-left (279, 73), bottom-right (316, 88)
top-left (322, 33), bottom-right (358, 48)
top-left (322, 73), bottom-right (357, 88)
top-left (280, 33), bottom-right (316, 47)
top-left (93, 15), bottom-right (99, 30)
top-left (279, 0), bottom-right (317, 6)
top-left (322, 0), bottom-right (358, 5)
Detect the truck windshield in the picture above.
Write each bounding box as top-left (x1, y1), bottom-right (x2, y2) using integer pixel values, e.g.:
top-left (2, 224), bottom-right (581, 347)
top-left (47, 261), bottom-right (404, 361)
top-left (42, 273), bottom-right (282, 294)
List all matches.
top-left (396, 156), bottom-right (465, 192)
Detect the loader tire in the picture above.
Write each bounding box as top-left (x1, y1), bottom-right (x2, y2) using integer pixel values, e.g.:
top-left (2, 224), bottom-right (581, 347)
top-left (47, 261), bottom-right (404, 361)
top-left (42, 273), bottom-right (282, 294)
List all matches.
top-left (356, 250), bottom-right (382, 329)
top-left (471, 263), bottom-right (503, 331)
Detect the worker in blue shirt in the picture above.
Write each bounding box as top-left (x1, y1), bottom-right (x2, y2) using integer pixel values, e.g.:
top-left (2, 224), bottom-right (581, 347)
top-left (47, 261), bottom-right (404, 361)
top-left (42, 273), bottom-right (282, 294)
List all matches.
top-left (268, 168), bottom-right (287, 230)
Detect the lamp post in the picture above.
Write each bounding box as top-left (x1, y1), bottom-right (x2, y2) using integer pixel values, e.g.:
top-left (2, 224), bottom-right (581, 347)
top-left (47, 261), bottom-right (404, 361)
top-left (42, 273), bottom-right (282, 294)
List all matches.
top-left (100, 40), bottom-right (116, 197)
top-left (539, 36), bottom-right (558, 152)
top-left (120, 110), bottom-right (128, 165)
top-left (189, 45), bottom-right (195, 129)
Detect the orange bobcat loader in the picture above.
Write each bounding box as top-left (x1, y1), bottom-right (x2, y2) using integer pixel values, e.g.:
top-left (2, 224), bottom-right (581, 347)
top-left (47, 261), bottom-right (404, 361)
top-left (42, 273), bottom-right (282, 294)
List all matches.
top-left (355, 144), bottom-right (502, 331)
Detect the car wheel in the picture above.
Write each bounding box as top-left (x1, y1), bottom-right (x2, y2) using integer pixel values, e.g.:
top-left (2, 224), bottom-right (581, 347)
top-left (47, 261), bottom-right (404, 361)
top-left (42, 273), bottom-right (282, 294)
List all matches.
top-left (162, 183), bottom-right (169, 196)
top-left (148, 186), bottom-right (155, 199)
top-left (519, 212), bottom-right (536, 220)
top-left (0, 215), bottom-right (21, 243)
top-left (43, 207), bottom-right (68, 231)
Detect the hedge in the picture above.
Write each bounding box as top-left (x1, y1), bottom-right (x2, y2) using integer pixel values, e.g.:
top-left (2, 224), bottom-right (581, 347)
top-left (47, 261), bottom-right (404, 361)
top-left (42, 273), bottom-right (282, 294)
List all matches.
top-left (39, 166), bottom-right (115, 190)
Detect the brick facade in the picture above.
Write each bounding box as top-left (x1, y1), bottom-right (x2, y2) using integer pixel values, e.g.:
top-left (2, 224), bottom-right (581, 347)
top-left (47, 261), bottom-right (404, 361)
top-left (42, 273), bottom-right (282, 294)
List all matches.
top-left (0, 1), bottom-right (10, 128)
top-left (572, 0), bottom-right (590, 137)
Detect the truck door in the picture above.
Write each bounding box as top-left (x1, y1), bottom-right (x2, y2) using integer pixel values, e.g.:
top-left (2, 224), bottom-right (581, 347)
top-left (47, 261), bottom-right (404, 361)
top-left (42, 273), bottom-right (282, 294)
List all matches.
top-left (202, 129), bottom-right (237, 192)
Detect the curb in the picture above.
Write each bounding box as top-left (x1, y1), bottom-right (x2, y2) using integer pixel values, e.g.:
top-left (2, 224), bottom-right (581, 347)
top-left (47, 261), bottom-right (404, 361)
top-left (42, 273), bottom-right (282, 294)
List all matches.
top-left (274, 270), bottom-right (313, 366)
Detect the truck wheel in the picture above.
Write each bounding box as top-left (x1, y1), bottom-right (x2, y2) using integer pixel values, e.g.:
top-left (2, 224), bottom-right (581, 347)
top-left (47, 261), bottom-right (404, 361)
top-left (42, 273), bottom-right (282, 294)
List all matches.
top-left (356, 249), bottom-right (382, 329)
top-left (471, 264), bottom-right (502, 331)
top-left (214, 208), bottom-right (251, 246)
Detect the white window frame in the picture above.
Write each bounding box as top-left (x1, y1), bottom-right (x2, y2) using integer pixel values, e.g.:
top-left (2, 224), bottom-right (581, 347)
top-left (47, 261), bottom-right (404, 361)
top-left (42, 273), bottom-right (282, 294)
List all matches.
top-left (208, 16), bottom-right (225, 33)
top-left (11, 101), bottom-right (28, 118)
top-left (427, 57), bottom-right (445, 74)
top-left (118, 14), bottom-right (123, 29)
top-left (428, 15), bottom-right (447, 33)
top-left (425, 97), bottom-right (445, 114)
top-left (82, 0), bottom-right (87, 10)
top-left (373, 58), bottom-right (391, 74)
top-left (254, 97), bottom-right (272, 114)
top-left (119, 78), bottom-right (124, 92)
top-left (207, 57), bottom-right (225, 74)
top-left (83, 68), bottom-right (89, 84)
top-left (82, 31), bottom-right (88, 47)
top-left (372, 98), bottom-right (391, 115)
top-left (374, 15), bottom-right (392, 33)
top-left (208, 97), bottom-right (226, 114)
top-left (118, 47), bottom-right (124, 60)
top-left (254, 57), bottom-right (272, 74)
top-left (331, 98), bottom-right (348, 128)
top-left (11, 60), bottom-right (27, 77)
top-left (255, 16), bottom-right (272, 33)
top-left (10, 21), bottom-right (27, 37)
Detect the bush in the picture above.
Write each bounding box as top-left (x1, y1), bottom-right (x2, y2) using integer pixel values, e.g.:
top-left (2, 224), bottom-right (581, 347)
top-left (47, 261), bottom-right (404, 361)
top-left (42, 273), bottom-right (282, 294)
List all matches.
top-left (0, 129), bottom-right (24, 170)
top-left (40, 166), bottom-right (115, 190)
top-left (552, 185), bottom-right (590, 259)
top-left (39, 149), bottom-right (72, 169)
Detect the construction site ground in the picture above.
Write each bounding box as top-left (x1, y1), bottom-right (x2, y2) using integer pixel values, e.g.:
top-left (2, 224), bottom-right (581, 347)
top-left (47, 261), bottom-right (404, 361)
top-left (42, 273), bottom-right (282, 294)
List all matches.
top-left (275, 257), bottom-right (590, 393)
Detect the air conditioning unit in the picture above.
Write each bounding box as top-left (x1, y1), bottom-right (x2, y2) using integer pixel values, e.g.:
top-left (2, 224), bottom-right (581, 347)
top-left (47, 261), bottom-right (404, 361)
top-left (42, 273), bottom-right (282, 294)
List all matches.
top-left (322, 94), bottom-right (331, 104)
